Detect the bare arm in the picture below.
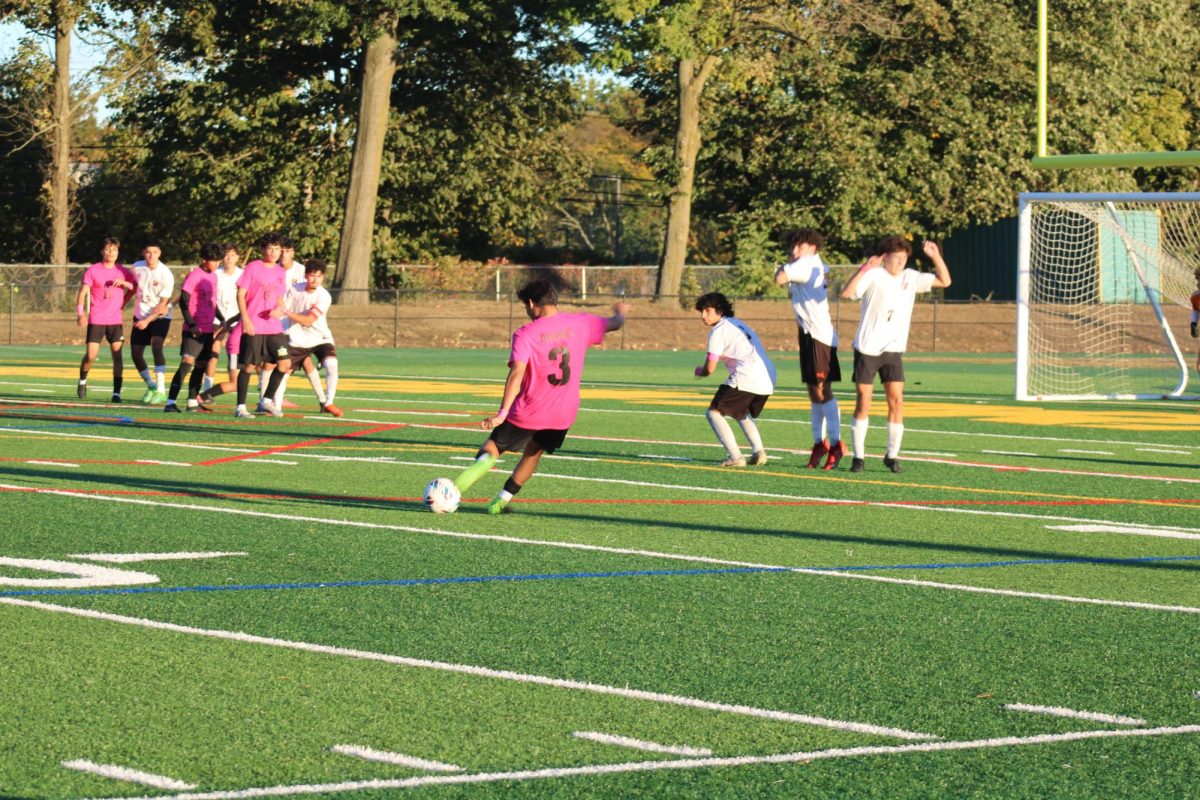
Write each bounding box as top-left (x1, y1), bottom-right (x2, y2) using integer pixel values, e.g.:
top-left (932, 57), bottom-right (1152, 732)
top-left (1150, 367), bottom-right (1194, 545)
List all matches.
top-left (694, 355), bottom-right (720, 378)
top-left (840, 255), bottom-right (882, 300)
top-left (237, 286), bottom-right (254, 336)
top-left (481, 360), bottom-right (528, 430)
top-left (773, 265), bottom-right (789, 287)
top-left (922, 241), bottom-right (951, 289)
top-left (605, 301), bottom-right (631, 332)
top-left (76, 285), bottom-right (88, 328)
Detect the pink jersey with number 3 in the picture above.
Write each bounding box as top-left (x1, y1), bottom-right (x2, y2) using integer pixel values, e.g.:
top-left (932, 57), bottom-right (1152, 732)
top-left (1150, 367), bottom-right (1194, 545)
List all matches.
top-left (506, 312), bottom-right (609, 431)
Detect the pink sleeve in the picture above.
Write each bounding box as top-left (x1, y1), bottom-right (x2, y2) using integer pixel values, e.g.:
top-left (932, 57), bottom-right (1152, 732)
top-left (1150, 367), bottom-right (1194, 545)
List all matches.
top-left (82, 267), bottom-right (95, 288)
top-left (509, 327), bottom-right (532, 366)
top-left (588, 314), bottom-right (608, 346)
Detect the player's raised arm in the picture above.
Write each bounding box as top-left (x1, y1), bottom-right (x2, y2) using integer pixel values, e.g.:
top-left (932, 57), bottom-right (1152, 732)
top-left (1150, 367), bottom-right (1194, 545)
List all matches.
top-left (606, 301), bottom-right (631, 332)
top-left (922, 240), bottom-right (952, 289)
top-left (773, 264), bottom-right (789, 286)
top-left (840, 255), bottom-right (882, 299)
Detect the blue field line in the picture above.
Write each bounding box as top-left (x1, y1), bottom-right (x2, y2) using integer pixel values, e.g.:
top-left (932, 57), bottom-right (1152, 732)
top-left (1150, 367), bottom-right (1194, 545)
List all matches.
top-left (2, 553), bottom-right (1200, 599)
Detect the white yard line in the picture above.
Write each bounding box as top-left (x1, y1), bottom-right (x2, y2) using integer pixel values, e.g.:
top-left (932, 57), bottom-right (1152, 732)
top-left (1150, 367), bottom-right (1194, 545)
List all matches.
top-left (79, 725), bottom-right (1200, 800)
top-left (1004, 704), bottom-right (1145, 726)
top-left (70, 552), bottom-right (247, 564)
top-left (573, 731), bottom-right (712, 757)
top-left (0, 597), bottom-right (935, 741)
top-left (1044, 524), bottom-right (1200, 541)
top-left (61, 759), bottom-right (195, 790)
top-left (27, 459), bottom-right (77, 467)
top-left (1058, 449), bottom-right (1114, 455)
top-left (329, 745), bottom-right (462, 772)
top-left (982, 450), bottom-right (1037, 457)
top-left (3, 481), bottom-right (1199, 615)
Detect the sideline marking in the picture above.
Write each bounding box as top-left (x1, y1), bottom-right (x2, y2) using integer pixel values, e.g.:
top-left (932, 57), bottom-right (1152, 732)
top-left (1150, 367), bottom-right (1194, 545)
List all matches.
top-left (573, 731), bottom-right (712, 757)
top-left (61, 760), bottom-right (195, 790)
top-left (79, 725), bottom-right (1200, 800)
top-left (2, 482), bottom-right (1199, 614)
top-left (330, 745), bottom-right (462, 772)
top-left (1045, 524), bottom-right (1200, 541)
top-left (1004, 704), bottom-right (1145, 726)
top-left (0, 597), bottom-right (936, 741)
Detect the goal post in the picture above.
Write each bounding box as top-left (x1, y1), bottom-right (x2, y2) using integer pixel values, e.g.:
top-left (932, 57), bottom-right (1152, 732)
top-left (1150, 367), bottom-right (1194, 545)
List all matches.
top-left (1016, 192), bottom-right (1199, 401)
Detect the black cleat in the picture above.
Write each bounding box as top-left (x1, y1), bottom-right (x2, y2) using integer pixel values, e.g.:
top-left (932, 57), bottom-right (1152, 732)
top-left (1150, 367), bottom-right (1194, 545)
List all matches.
top-left (849, 458), bottom-right (865, 473)
top-left (883, 456), bottom-right (903, 473)
top-left (110, 393), bottom-right (122, 403)
top-left (163, 403), bottom-right (182, 413)
top-left (77, 383), bottom-right (87, 400)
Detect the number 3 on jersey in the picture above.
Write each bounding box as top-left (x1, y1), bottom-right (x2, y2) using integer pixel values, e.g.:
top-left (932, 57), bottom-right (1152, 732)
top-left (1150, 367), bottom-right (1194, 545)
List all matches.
top-left (547, 347), bottom-right (571, 386)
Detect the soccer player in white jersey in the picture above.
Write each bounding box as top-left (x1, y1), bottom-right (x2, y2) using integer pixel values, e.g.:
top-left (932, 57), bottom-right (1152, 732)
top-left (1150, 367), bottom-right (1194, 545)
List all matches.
top-left (129, 237), bottom-right (174, 404)
top-left (207, 243), bottom-right (243, 392)
top-left (261, 236), bottom-right (306, 410)
top-left (277, 259), bottom-right (343, 417)
top-left (840, 236), bottom-right (951, 473)
top-left (693, 292), bottom-right (776, 467)
top-left (774, 228), bottom-right (845, 470)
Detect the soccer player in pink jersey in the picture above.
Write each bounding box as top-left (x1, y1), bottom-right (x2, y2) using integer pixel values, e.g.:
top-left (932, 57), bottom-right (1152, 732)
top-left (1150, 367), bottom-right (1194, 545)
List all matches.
top-left (450, 278), bottom-right (629, 514)
top-left (198, 233), bottom-right (290, 418)
top-left (75, 237), bottom-right (136, 402)
top-left (1190, 267), bottom-right (1199, 381)
top-left (164, 243), bottom-right (220, 412)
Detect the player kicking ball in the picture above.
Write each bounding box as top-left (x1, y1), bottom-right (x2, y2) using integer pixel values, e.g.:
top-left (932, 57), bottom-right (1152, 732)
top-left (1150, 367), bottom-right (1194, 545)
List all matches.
top-left (450, 278), bottom-right (628, 514)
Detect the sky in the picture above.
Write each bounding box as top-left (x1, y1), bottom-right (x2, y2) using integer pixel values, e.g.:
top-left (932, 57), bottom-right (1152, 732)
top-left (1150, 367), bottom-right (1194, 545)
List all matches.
top-left (1, 19), bottom-right (115, 119)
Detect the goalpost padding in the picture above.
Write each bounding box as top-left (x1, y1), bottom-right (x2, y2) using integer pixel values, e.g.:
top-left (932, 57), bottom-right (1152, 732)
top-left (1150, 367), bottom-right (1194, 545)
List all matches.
top-left (1016, 193), bottom-right (1199, 401)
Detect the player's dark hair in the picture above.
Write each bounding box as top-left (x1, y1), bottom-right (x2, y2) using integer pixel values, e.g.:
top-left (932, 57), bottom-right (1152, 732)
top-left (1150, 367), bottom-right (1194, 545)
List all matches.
top-left (220, 242), bottom-right (238, 255)
top-left (875, 235), bottom-right (912, 257)
top-left (199, 242), bottom-right (223, 262)
top-left (260, 231), bottom-right (284, 248)
top-left (694, 292), bottom-right (734, 318)
top-left (517, 278), bottom-right (559, 307)
top-left (143, 236), bottom-right (162, 250)
top-left (304, 258), bottom-right (327, 274)
top-left (102, 236), bottom-right (120, 248)
top-left (280, 235), bottom-right (295, 250)
top-left (784, 228), bottom-right (824, 252)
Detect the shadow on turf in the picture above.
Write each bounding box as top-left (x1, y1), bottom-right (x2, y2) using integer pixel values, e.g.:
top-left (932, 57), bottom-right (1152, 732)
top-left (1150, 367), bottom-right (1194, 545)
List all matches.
top-left (495, 506), bottom-right (1200, 573)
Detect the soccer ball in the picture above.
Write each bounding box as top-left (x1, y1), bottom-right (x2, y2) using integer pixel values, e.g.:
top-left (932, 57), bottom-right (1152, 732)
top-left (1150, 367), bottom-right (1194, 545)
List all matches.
top-left (423, 478), bottom-right (461, 513)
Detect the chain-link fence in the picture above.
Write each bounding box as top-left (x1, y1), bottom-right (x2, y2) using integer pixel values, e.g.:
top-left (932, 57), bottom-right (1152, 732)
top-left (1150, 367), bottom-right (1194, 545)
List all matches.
top-left (0, 262), bottom-right (1026, 352)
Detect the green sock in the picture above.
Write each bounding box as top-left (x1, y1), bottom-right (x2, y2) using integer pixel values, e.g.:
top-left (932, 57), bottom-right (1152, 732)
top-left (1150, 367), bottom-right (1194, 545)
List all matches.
top-left (454, 453), bottom-right (497, 492)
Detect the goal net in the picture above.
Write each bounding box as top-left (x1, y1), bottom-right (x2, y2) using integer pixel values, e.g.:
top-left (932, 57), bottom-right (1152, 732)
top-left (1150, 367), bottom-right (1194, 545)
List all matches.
top-left (1016, 193), bottom-right (1199, 401)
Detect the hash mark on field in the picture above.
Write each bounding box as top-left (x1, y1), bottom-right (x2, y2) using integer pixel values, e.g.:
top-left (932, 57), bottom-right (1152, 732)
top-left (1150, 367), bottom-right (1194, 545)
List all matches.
top-left (1004, 703), bottom-right (1146, 726)
top-left (61, 759), bottom-right (195, 790)
top-left (1059, 449), bottom-right (1114, 456)
top-left (636, 454), bottom-right (695, 462)
top-left (1045, 524), bottom-right (1200, 541)
top-left (135, 459), bottom-right (192, 466)
top-left (28, 459), bottom-right (77, 467)
top-left (330, 744), bottom-right (463, 772)
top-left (1143, 448), bottom-right (1192, 455)
top-left (982, 450), bottom-right (1037, 457)
top-left (573, 731), bottom-right (712, 756)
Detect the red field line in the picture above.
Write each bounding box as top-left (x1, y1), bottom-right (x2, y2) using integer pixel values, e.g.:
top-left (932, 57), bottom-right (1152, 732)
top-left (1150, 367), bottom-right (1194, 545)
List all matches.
top-left (195, 423), bottom-right (404, 466)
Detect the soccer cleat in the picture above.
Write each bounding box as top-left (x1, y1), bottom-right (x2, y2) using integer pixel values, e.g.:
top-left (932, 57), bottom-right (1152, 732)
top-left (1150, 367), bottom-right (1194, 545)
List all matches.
top-left (77, 383), bottom-right (87, 400)
top-left (163, 403), bottom-right (182, 413)
top-left (255, 400), bottom-right (267, 413)
top-left (487, 495), bottom-right (510, 515)
top-left (188, 403), bottom-right (215, 413)
top-left (883, 456), bottom-right (903, 473)
top-left (749, 450), bottom-right (768, 466)
top-left (806, 439), bottom-right (829, 468)
top-left (720, 455), bottom-right (747, 467)
top-left (849, 457), bottom-right (865, 473)
top-left (110, 393), bottom-right (122, 403)
top-left (141, 387), bottom-right (156, 404)
top-left (198, 391), bottom-right (214, 405)
top-left (823, 440), bottom-right (846, 471)
top-left (321, 403), bottom-right (344, 418)
top-left (234, 406), bottom-right (256, 419)
top-left (153, 389), bottom-right (168, 403)
top-left (260, 398), bottom-right (284, 418)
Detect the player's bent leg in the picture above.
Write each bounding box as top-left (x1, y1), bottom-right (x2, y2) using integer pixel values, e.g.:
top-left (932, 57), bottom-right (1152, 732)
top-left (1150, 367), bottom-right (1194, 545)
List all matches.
top-left (490, 443), bottom-right (545, 514)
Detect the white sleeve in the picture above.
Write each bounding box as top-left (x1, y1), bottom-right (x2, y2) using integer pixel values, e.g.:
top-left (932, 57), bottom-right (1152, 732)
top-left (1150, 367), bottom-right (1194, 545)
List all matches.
top-left (782, 256), bottom-right (816, 283)
top-left (913, 270), bottom-right (936, 294)
top-left (850, 267), bottom-right (877, 300)
top-left (706, 324), bottom-right (727, 358)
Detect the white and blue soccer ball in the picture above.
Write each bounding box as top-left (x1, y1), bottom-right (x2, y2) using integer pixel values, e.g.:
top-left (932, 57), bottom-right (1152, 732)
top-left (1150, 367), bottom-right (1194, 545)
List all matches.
top-left (423, 478), bottom-right (461, 513)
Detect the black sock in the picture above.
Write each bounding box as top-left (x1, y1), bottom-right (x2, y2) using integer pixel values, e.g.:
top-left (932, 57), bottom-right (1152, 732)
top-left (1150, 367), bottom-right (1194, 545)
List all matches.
top-left (503, 477), bottom-right (522, 496)
top-left (187, 364), bottom-right (205, 399)
top-left (236, 370), bottom-right (251, 405)
top-left (264, 368), bottom-right (284, 402)
top-left (169, 363), bottom-right (192, 402)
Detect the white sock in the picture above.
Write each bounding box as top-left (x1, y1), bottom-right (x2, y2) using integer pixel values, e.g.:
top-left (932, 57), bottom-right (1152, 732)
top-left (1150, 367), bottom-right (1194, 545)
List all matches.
top-left (497, 489), bottom-right (514, 503)
top-left (887, 422), bottom-right (904, 458)
top-left (851, 416), bottom-right (869, 459)
top-left (155, 368), bottom-right (166, 391)
top-left (306, 369), bottom-right (327, 405)
top-left (78, 378), bottom-right (87, 386)
top-left (322, 357), bottom-right (338, 404)
top-left (810, 402), bottom-right (825, 444)
top-left (823, 399), bottom-right (841, 445)
top-left (737, 416), bottom-right (765, 455)
top-left (706, 408), bottom-right (741, 459)
top-left (274, 373), bottom-right (290, 406)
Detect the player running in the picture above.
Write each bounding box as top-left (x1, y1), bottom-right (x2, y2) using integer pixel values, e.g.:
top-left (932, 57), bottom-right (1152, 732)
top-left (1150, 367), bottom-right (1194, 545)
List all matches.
top-left (840, 236), bottom-right (951, 473)
top-left (774, 228), bottom-right (845, 469)
top-left (76, 237), bottom-right (136, 402)
top-left (450, 278), bottom-right (628, 514)
top-left (693, 292), bottom-right (775, 467)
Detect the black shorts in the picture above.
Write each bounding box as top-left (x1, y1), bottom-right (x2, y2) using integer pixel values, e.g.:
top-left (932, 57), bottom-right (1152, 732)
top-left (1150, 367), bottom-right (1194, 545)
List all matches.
top-left (487, 421), bottom-right (568, 455)
top-left (130, 318), bottom-right (171, 346)
top-left (241, 333), bottom-right (291, 367)
top-left (179, 330), bottom-right (214, 361)
top-left (709, 384), bottom-right (769, 420)
top-left (798, 327), bottom-right (841, 386)
top-left (287, 342), bottom-right (337, 368)
top-left (86, 324), bottom-right (124, 345)
top-left (852, 350), bottom-right (905, 385)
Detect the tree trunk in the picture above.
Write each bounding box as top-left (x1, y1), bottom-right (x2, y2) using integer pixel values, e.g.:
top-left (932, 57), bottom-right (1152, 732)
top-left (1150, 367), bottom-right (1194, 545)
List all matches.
top-left (49, 1), bottom-right (74, 304)
top-left (335, 21), bottom-right (398, 306)
top-left (655, 55), bottom-right (719, 304)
